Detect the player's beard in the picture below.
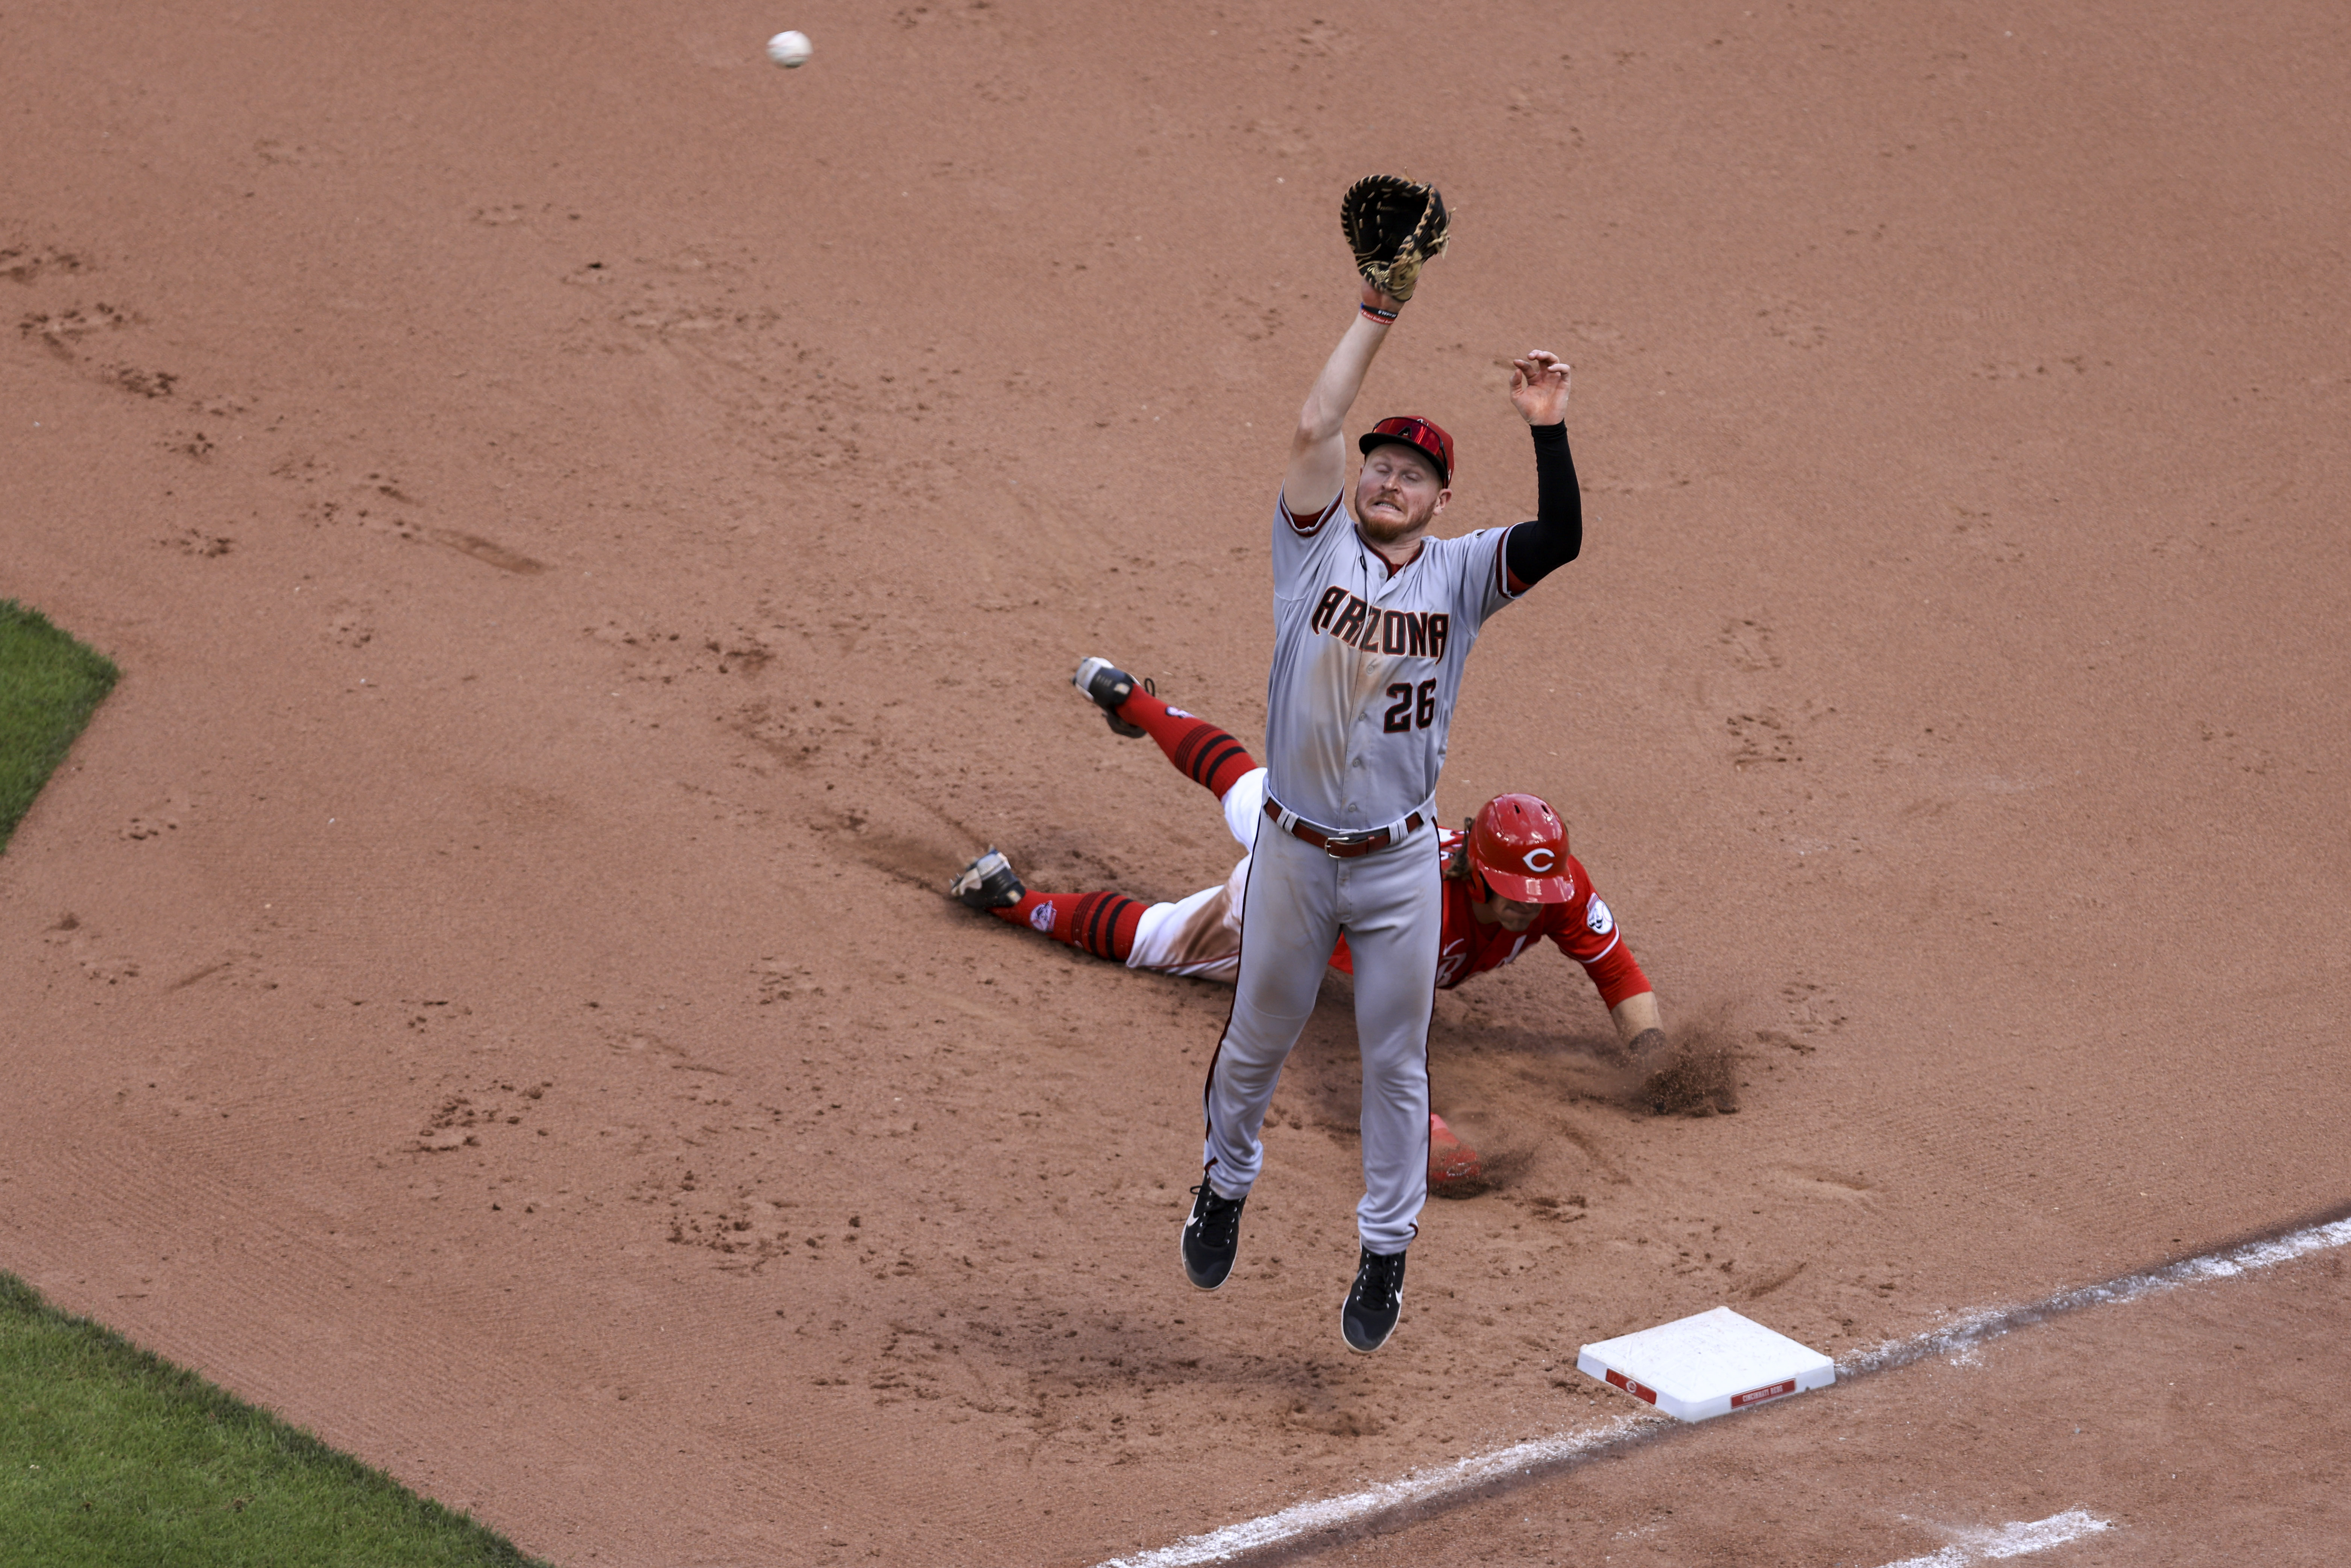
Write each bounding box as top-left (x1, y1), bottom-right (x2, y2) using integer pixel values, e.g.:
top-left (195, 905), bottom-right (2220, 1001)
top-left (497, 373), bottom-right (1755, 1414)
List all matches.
top-left (1355, 482), bottom-right (1440, 546)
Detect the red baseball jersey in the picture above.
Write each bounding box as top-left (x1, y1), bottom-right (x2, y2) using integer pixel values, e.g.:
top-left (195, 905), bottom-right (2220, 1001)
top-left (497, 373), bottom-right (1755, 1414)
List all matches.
top-left (1329, 830), bottom-right (1650, 1006)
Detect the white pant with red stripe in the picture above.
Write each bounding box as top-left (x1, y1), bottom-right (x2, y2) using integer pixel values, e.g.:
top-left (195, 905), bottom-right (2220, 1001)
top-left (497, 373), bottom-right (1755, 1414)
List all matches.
top-left (1200, 811), bottom-right (1438, 1254)
top-left (1125, 769), bottom-right (1265, 982)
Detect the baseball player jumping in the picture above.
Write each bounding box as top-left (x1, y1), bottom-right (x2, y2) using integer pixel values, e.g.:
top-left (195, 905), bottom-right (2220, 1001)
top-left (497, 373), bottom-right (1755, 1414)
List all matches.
top-left (949, 668), bottom-right (1669, 1178)
top-left (1126, 177), bottom-right (1585, 1351)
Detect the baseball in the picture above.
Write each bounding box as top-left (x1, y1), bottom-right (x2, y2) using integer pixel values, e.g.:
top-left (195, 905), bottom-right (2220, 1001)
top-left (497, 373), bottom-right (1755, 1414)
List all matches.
top-left (765, 30), bottom-right (812, 68)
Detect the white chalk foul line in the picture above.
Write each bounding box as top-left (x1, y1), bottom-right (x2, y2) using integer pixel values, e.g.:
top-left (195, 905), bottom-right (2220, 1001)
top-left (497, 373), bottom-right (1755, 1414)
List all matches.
top-left (1089, 1413), bottom-right (1668, 1568)
top-left (1881, 1506), bottom-right (2111, 1566)
top-left (1839, 1213), bottom-right (2351, 1378)
top-left (1091, 1210), bottom-right (2351, 1568)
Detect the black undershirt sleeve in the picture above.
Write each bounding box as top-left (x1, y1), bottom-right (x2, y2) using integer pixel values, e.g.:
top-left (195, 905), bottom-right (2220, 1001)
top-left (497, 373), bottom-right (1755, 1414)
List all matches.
top-left (1503, 422), bottom-right (1582, 589)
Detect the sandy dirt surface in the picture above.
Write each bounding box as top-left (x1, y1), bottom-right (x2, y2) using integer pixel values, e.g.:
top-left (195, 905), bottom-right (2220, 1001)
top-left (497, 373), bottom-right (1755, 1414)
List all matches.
top-left (1306, 1241), bottom-right (2351, 1566)
top-left (2, 1), bottom-right (2345, 1564)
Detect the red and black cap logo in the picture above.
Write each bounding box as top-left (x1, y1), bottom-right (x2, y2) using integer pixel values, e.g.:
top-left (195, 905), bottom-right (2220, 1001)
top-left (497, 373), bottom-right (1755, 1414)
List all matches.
top-left (1359, 415), bottom-right (1454, 487)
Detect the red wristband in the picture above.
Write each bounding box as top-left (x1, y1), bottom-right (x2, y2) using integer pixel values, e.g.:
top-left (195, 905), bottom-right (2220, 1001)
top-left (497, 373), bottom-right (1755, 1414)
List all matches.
top-left (1359, 302), bottom-right (1399, 325)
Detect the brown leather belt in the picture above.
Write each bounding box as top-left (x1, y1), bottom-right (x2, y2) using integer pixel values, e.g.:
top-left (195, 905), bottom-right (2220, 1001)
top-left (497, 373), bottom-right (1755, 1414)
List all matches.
top-left (1264, 798), bottom-right (1426, 859)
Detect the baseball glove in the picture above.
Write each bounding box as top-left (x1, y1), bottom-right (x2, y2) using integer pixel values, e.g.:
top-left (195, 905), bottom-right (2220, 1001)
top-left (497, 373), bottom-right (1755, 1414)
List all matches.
top-left (1340, 175), bottom-right (1450, 304)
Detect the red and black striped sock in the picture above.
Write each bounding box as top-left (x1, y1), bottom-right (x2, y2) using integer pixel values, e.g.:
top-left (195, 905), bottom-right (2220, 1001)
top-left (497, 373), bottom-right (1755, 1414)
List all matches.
top-left (989, 890), bottom-right (1144, 962)
top-left (1115, 688), bottom-right (1259, 801)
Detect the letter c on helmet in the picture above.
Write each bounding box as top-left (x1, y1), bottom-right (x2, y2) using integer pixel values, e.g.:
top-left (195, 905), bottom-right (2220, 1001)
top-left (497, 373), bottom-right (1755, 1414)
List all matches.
top-left (1468, 791), bottom-right (1572, 902)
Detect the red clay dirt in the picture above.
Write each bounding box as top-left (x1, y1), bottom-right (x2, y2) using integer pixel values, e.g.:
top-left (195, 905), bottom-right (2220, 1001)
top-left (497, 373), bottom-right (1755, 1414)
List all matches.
top-left (3, 2), bottom-right (2345, 1564)
top-left (1317, 1242), bottom-right (2351, 1566)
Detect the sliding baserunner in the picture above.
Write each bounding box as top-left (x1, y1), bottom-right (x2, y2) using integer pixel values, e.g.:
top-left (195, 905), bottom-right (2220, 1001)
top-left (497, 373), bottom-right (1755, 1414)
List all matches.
top-left (949, 663), bottom-right (1663, 1202)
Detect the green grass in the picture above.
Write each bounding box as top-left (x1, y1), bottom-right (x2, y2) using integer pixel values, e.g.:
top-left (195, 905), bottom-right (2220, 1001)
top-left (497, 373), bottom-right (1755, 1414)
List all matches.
top-left (0, 1272), bottom-right (551, 1567)
top-left (0, 600), bottom-right (120, 854)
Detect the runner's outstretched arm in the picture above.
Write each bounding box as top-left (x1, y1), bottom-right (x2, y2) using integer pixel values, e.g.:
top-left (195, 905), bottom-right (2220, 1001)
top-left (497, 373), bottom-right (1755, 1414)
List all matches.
top-left (1611, 992), bottom-right (1661, 1050)
top-left (1552, 860), bottom-right (1660, 1049)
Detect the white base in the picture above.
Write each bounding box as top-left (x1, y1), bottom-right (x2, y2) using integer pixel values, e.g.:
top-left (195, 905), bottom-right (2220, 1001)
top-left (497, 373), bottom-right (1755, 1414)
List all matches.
top-left (1577, 1305), bottom-right (1835, 1422)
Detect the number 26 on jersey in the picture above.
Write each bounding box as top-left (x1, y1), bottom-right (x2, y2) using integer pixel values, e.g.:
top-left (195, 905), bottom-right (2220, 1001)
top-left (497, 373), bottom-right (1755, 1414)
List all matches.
top-left (1383, 680), bottom-right (1438, 733)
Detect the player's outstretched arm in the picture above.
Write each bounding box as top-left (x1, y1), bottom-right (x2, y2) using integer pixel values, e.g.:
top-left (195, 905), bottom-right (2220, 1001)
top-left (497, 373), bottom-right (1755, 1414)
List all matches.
top-left (1612, 992), bottom-right (1662, 1055)
top-left (1556, 862), bottom-right (1655, 1045)
top-left (1501, 350), bottom-right (1584, 591)
top-left (1282, 280), bottom-right (1404, 518)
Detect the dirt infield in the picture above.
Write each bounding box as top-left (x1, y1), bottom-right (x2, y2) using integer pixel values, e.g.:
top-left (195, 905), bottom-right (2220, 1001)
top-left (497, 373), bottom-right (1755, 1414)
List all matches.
top-left (1300, 1234), bottom-right (2351, 1566)
top-left (3, 2), bottom-right (2345, 1563)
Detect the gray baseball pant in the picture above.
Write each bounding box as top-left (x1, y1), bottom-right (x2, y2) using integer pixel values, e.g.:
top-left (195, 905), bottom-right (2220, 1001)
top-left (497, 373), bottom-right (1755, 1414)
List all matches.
top-left (1200, 817), bottom-right (1438, 1254)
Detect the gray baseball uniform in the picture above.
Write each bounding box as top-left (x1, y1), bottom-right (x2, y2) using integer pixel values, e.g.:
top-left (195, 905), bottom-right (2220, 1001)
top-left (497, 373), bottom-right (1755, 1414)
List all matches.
top-left (1202, 489), bottom-right (1517, 1253)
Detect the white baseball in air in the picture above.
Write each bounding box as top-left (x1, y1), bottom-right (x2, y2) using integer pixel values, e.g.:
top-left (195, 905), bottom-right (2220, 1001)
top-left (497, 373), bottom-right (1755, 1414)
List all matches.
top-left (765, 30), bottom-right (812, 68)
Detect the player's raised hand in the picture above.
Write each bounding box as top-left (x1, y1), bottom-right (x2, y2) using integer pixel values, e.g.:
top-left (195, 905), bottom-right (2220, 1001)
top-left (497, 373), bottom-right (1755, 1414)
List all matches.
top-left (1508, 351), bottom-right (1572, 425)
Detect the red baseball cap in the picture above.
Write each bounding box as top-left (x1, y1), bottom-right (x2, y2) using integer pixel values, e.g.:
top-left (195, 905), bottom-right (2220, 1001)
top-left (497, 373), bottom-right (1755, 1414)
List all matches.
top-left (1359, 415), bottom-right (1453, 486)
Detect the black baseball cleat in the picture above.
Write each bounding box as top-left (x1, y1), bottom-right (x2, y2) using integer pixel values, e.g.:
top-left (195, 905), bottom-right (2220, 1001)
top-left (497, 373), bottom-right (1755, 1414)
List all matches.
top-left (948, 847), bottom-right (1026, 910)
top-left (1073, 656), bottom-right (1150, 739)
top-left (1180, 1180), bottom-right (1248, 1291)
top-left (1340, 1246), bottom-right (1408, 1354)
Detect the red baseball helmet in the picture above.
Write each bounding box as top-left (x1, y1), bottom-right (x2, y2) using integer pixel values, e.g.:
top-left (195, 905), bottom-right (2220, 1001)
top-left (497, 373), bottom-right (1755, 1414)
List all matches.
top-left (1467, 794), bottom-right (1574, 902)
top-left (1359, 415), bottom-right (1454, 486)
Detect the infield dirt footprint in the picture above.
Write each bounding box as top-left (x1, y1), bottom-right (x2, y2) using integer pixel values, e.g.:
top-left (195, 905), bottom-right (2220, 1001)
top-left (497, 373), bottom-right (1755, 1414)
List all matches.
top-left (1717, 616), bottom-right (1783, 672)
top-left (1699, 615), bottom-right (1836, 775)
top-left (410, 1076), bottom-right (553, 1154)
top-left (15, 299), bottom-right (188, 405)
top-left (161, 527), bottom-right (232, 558)
top-left (1726, 710), bottom-right (1799, 768)
top-left (0, 243), bottom-right (89, 283)
top-left (1776, 977), bottom-right (1848, 1044)
top-left (16, 301), bottom-right (131, 358)
top-left (41, 912), bottom-right (141, 986)
top-left (276, 459), bottom-right (548, 570)
top-left (122, 791), bottom-right (193, 841)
